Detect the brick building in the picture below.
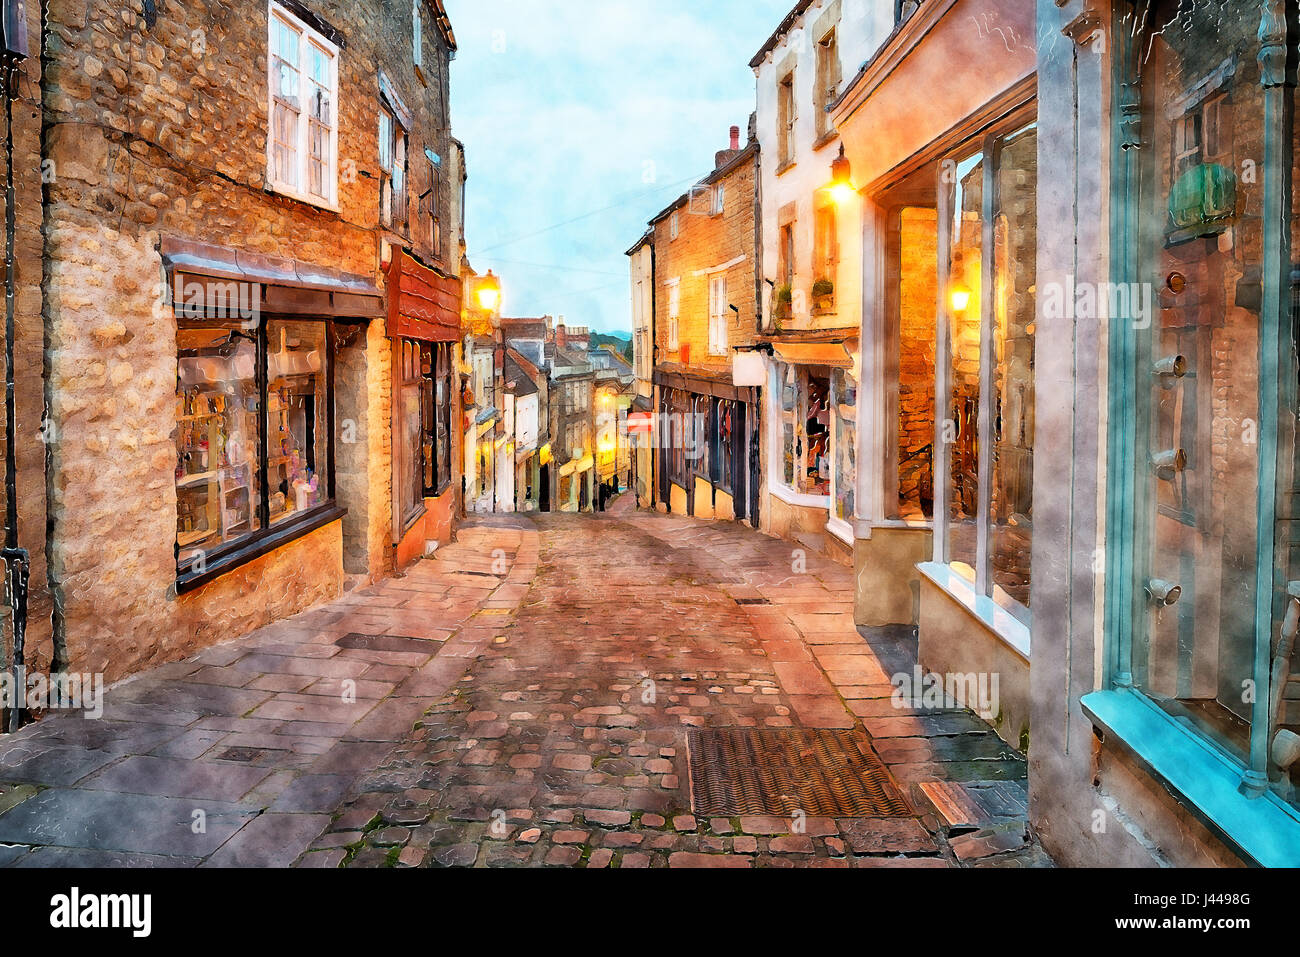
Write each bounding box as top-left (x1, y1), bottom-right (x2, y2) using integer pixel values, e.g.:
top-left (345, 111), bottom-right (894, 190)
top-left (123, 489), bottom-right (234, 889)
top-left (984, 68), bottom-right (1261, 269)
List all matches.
top-left (637, 125), bottom-right (762, 525)
top-left (1, 0), bottom-right (467, 686)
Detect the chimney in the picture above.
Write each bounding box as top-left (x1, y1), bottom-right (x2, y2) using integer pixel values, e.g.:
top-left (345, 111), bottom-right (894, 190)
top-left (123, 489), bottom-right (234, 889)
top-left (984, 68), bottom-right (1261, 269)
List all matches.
top-left (556, 322), bottom-right (567, 350)
top-left (715, 125), bottom-right (744, 170)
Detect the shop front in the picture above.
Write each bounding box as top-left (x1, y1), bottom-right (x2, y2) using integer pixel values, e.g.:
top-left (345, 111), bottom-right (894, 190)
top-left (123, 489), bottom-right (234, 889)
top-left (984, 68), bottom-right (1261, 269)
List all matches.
top-left (654, 371), bottom-right (758, 524)
top-left (832, 0), bottom-right (1037, 741)
top-left (761, 337), bottom-right (857, 560)
top-left (385, 248), bottom-right (461, 569)
top-left (1031, 0), bottom-right (1300, 868)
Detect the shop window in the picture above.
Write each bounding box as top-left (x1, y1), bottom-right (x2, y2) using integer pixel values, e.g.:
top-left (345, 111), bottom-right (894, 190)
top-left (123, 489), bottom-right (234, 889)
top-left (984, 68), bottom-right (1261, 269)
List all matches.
top-left (268, 5), bottom-right (338, 207)
top-left (176, 327), bottom-right (262, 566)
top-left (691, 393), bottom-right (710, 479)
top-left (773, 362), bottom-right (832, 498)
top-left (395, 340), bottom-right (424, 530)
top-left (176, 319), bottom-right (334, 583)
top-left (932, 121), bottom-right (1037, 614)
top-left (379, 105), bottom-right (409, 229)
top-left (832, 367), bottom-right (856, 525)
top-left (1116, 0), bottom-right (1280, 781)
top-left (711, 398), bottom-right (736, 494)
top-left (894, 203), bottom-right (938, 522)
top-left (267, 321), bottom-right (330, 527)
top-left (424, 342), bottom-right (454, 496)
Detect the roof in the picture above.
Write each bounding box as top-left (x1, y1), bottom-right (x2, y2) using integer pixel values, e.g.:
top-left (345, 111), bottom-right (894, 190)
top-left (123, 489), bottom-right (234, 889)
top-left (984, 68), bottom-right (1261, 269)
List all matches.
top-left (504, 350), bottom-right (540, 397)
top-left (647, 142), bottom-right (758, 228)
top-left (602, 345), bottom-right (633, 371)
top-left (422, 0), bottom-right (457, 53)
top-left (749, 0), bottom-right (816, 69)
top-left (500, 316), bottom-right (548, 338)
top-left (625, 229), bottom-right (653, 258)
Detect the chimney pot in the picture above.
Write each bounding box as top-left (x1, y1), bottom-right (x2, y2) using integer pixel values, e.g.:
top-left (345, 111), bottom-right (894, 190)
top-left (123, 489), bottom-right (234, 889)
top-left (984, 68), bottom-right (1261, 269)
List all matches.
top-left (730, 126), bottom-right (740, 150)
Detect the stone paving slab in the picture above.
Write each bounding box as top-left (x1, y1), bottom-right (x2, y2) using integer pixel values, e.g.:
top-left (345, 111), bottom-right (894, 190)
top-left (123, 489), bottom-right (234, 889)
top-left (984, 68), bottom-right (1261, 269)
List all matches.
top-left (321, 511), bottom-right (1050, 869)
top-left (0, 519), bottom-right (535, 867)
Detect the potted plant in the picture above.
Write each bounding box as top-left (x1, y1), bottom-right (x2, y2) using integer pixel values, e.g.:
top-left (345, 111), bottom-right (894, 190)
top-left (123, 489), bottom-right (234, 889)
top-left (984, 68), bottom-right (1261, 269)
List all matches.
top-left (775, 283), bottom-right (793, 321)
top-left (812, 277), bottom-right (835, 313)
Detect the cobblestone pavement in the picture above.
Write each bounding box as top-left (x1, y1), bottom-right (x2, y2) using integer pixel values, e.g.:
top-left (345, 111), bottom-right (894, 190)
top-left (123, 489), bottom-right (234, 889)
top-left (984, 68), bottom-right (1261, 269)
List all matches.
top-left (0, 519), bottom-right (533, 867)
top-left (314, 511), bottom-right (1051, 869)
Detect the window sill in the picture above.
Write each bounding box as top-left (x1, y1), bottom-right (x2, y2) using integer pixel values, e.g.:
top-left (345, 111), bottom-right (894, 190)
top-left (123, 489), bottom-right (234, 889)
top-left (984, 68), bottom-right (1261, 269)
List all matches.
top-left (768, 481), bottom-right (830, 510)
top-left (1081, 687), bottom-right (1300, 868)
top-left (265, 180), bottom-right (340, 215)
top-left (176, 504), bottom-right (347, 595)
top-left (916, 561), bottom-right (1030, 660)
top-left (812, 130), bottom-right (839, 152)
top-left (826, 516), bottom-right (853, 545)
top-left (776, 160), bottom-right (797, 177)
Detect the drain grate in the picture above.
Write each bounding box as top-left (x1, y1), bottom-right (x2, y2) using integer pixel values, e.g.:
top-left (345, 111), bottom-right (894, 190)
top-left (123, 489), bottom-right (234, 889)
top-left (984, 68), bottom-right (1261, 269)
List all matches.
top-left (336, 633), bottom-right (439, 654)
top-left (686, 728), bottom-right (912, 818)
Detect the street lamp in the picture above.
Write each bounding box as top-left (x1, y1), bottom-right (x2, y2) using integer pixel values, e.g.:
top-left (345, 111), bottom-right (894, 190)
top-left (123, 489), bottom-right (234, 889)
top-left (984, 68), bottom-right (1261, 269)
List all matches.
top-left (477, 270), bottom-right (502, 313)
top-left (829, 144), bottom-right (854, 205)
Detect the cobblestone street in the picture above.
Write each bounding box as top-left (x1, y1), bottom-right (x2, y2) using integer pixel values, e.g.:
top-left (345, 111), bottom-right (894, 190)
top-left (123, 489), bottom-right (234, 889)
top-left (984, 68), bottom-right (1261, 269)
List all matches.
top-left (0, 510), bottom-right (1049, 868)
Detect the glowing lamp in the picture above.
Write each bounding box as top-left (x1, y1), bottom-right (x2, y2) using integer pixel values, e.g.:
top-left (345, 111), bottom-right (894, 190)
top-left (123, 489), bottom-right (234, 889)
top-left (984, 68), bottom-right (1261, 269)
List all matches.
top-left (477, 270), bottom-right (502, 312)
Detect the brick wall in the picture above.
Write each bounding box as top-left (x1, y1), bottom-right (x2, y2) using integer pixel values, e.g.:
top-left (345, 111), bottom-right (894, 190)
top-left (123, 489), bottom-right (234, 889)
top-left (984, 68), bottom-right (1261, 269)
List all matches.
top-left (37, 0), bottom-right (457, 680)
top-left (653, 149), bottom-right (759, 375)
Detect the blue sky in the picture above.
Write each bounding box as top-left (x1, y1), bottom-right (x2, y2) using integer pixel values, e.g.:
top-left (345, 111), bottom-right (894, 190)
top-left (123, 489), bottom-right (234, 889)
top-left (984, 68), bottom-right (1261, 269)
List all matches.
top-left (444, 0), bottom-right (792, 335)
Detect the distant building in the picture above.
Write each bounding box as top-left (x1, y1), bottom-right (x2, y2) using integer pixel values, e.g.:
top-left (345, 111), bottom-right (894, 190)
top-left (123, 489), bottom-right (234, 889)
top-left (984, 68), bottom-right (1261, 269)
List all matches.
top-left (632, 124), bottom-right (763, 525)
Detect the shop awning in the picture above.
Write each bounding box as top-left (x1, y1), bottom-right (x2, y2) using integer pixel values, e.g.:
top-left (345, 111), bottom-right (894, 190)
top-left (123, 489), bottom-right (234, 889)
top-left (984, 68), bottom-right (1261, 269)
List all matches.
top-left (385, 247), bottom-right (462, 343)
top-left (772, 342), bottom-right (853, 368)
top-left (161, 235), bottom-right (384, 319)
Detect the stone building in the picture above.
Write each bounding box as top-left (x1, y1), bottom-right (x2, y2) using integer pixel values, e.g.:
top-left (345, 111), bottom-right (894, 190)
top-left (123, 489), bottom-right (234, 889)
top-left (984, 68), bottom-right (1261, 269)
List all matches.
top-left (637, 126), bottom-right (762, 525)
top-left (751, 0), bottom-right (891, 561)
top-left (1024, 0), bottom-right (1300, 867)
top-left (626, 232), bottom-right (655, 507)
top-left (549, 325), bottom-right (596, 512)
top-left (2, 0), bottom-right (467, 685)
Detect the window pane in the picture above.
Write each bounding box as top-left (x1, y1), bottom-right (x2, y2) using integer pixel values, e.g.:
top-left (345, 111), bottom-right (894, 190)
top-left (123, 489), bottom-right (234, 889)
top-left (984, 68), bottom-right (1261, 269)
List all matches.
top-left (897, 205), bottom-right (937, 522)
top-left (780, 363), bottom-right (796, 486)
top-left (176, 328), bottom-right (262, 565)
top-left (267, 321), bottom-right (329, 524)
top-left (834, 368), bottom-right (856, 522)
top-left (1132, 0), bottom-right (1263, 762)
top-left (990, 125), bottom-right (1037, 607)
top-left (803, 370), bottom-right (831, 496)
top-left (945, 152), bottom-right (983, 578)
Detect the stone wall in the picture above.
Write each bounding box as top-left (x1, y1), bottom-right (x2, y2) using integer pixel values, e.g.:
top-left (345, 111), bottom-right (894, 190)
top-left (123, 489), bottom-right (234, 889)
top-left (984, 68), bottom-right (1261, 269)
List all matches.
top-left (38, 0), bottom-right (457, 680)
top-left (653, 149), bottom-right (759, 370)
top-left (0, 0), bottom-right (53, 677)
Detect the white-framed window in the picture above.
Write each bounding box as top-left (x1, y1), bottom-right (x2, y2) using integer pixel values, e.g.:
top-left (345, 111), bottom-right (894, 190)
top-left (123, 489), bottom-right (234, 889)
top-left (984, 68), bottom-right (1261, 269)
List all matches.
top-left (667, 280), bottom-right (681, 352)
top-left (669, 211), bottom-right (680, 240)
top-left (379, 104), bottom-right (409, 229)
top-left (413, 0), bottom-right (424, 69)
top-left (267, 2), bottom-right (339, 209)
top-left (712, 184), bottom-right (725, 216)
top-left (708, 275), bottom-right (728, 355)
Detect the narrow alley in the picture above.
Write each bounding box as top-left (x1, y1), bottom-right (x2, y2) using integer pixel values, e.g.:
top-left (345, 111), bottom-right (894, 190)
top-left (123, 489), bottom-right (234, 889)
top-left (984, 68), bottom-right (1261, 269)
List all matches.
top-left (0, 511), bottom-right (1045, 868)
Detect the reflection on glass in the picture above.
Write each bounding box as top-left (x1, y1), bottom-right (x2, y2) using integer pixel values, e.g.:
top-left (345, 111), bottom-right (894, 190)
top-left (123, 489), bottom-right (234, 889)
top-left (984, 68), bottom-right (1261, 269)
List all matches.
top-left (990, 125), bottom-right (1037, 607)
top-left (1131, 0), bottom-right (1261, 772)
top-left (780, 364), bottom-right (797, 487)
top-left (896, 205), bottom-right (938, 522)
top-left (175, 328), bottom-right (262, 565)
top-left (946, 153), bottom-right (983, 579)
top-left (833, 368), bottom-right (856, 522)
top-left (267, 321), bottom-right (329, 525)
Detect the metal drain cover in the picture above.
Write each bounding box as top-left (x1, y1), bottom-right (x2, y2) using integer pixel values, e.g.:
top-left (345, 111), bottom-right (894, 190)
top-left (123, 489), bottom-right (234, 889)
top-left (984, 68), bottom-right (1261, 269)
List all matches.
top-left (336, 633), bottom-right (439, 654)
top-left (686, 728), bottom-right (912, 818)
